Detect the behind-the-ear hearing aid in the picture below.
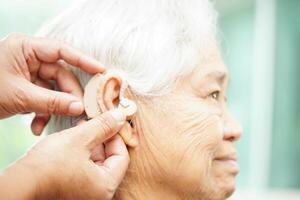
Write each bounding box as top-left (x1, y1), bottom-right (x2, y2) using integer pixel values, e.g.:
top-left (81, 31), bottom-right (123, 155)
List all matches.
top-left (83, 73), bottom-right (137, 119)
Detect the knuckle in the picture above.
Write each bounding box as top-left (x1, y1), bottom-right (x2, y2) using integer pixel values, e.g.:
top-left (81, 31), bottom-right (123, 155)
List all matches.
top-left (22, 38), bottom-right (40, 69)
top-left (103, 185), bottom-right (115, 200)
top-left (5, 33), bottom-right (23, 47)
top-left (96, 115), bottom-right (114, 137)
top-left (14, 85), bottom-right (30, 111)
top-left (88, 175), bottom-right (116, 200)
top-left (46, 94), bottom-right (61, 115)
top-left (98, 179), bottom-right (117, 200)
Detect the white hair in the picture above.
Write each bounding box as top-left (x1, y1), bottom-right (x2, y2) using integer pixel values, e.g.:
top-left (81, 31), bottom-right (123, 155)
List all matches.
top-left (37, 0), bottom-right (218, 132)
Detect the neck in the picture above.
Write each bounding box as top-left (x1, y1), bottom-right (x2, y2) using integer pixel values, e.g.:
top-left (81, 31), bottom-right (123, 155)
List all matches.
top-left (114, 176), bottom-right (182, 200)
top-left (113, 146), bottom-right (182, 200)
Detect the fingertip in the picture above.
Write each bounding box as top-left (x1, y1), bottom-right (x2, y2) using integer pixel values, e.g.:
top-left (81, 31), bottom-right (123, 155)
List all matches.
top-left (108, 108), bottom-right (126, 127)
top-left (31, 123), bottom-right (43, 136)
top-left (31, 114), bottom-right (50, 136)
top-left (68, 101), bottom-right (84, 115)
top-left (81, 55), bottom-right (106, 74)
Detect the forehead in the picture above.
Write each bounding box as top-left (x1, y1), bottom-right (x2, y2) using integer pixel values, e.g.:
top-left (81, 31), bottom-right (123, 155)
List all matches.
top-left (193, 41), bottom-right (228, 80)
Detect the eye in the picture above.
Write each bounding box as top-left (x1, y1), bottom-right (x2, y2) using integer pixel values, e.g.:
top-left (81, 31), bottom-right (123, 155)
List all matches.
top-left (209, 91), bottom-right (220, 101)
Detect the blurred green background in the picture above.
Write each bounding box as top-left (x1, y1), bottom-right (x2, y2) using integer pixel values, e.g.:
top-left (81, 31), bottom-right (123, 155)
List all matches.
top-left (0, 0), bottom-right (299, 198)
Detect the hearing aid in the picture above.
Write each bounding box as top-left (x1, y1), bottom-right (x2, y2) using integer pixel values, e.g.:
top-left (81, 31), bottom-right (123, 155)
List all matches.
top-left (83, 73), bottom-right (137, 119)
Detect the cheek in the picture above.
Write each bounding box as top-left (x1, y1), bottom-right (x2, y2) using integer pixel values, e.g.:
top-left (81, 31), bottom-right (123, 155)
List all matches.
top-left (175, 116), bottom-right (223, 169)
top-left (171, 102), bottom-right (223, 162)
top-left (141, 96), bottom-right (224, 188)
top-left (162, 104), bottom-right (224, 185)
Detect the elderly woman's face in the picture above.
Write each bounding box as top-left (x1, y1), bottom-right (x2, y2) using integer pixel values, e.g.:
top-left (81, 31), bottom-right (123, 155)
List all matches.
top-left (137, 42), bottom-right (242, 199)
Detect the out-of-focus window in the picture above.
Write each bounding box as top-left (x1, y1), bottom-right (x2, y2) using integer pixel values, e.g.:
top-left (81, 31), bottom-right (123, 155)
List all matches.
top-left (217, 0), bottom-right (300, 192)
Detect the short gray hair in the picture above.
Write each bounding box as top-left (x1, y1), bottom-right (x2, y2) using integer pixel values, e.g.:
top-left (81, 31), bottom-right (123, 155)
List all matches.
top-left (37, 0), bottom-right (217, 132)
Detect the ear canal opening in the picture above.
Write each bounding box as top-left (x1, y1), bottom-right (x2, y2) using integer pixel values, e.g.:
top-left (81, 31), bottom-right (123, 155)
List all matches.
top-left (128, 119), bottom-right (134, 128)
top-left (113, 98), bottom-right (120, 108)
top-left (113, 81), bottom-right (121, 106)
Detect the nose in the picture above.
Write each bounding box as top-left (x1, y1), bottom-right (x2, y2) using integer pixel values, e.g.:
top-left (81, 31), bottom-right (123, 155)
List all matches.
top-left (222, 111), bottom-right (243, 142)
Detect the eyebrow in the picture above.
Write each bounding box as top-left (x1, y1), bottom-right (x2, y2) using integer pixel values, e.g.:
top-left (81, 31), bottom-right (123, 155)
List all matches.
top-left (203, 70), bottom-right (228, 84)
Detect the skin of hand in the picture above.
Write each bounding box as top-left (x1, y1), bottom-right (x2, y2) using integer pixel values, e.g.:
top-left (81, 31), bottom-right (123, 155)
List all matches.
top-left (0, 33), bottom-right (106, 135)
top-left (0, 109), bottom-right (129, 200)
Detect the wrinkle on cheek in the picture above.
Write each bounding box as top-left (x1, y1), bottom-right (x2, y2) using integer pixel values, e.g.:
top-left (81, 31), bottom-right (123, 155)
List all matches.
top-left (137, 94), bottom-right (224, 185)
top-left (175, 114), bottom-right (221, 168)
top-left (169, 95), bottom-right (222, 142)
top-left (164, 95), bottom-right (223, 170)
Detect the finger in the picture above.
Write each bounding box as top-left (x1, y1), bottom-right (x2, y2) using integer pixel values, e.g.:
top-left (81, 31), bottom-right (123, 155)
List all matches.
top-left (68, 108), bottom-right (126, 151)
top-left (31, 78), bottom-right (53, 132)
top-left (25, 82), bottom-right (84, 116)
top-left (102, 135), bottom-right (130, 184)
top-left (34, 77), bottom-right (53, 91)
top-left (31, 113), bottom-right (50, 136)
top-left (28, 37), bottom-right (106, 74)
top-left (90, 143), bottom-right (105, 163)
top-left (38, 62), bottom-right (83, 98)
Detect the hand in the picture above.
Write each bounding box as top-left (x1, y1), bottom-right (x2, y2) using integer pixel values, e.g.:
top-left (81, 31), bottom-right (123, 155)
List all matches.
top-left (0, 109), bottom-right (129, 200)
top-left (0, 33), bottom-right (105, 135)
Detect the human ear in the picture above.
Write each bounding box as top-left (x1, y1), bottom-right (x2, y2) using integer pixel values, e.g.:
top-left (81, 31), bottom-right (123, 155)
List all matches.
top-left (83, 73), bottom-right (139, 147)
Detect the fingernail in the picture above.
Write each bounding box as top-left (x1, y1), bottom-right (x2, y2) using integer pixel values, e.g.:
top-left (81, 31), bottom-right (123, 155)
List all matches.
top-left (69, 101), bottom-right (84, 115)
top-left (109, 108), bottom-right (126, 125)
top-left (32, 124), bottom-right (43, 136)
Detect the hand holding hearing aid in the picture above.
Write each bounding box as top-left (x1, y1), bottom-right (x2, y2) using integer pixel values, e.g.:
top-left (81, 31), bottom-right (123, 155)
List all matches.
top-left (0, 73), bottom-right (137, 200)
top-left (0, 33), bottom-right (137, 200)
top-left (0, 108), bottom-right (131, 200)
top-left (0, 33), bottom-right (106, 135)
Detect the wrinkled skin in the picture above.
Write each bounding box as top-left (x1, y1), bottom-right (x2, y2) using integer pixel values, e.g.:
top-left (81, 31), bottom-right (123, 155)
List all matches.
top-left (117, 41), bottom-right (242, 200)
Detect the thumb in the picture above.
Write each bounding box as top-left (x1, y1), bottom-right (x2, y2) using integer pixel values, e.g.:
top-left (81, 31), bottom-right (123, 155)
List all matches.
top-left (69, 109), bottom-right (126, 151)
top-left (25, 82), bottom-right (84, 116)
